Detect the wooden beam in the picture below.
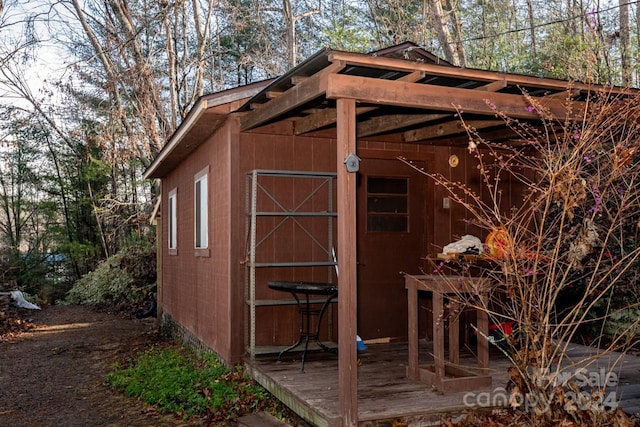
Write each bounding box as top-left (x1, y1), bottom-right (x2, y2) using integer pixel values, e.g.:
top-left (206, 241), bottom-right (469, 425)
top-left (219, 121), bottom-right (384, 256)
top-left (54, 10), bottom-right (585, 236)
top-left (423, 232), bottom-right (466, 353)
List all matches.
top-left (404, 119), bottom-right (504, 142)
top-left (294, 70), bottom-right (425, 135)
top-left (327, 74), bottom-right (587, 121)
top-left (290, 75), bottom-right (309, 85)
top-left (358, 77), bottom-right (507, 137)
top-left (357, 79), bottom-right (503, 138)
top-left (402, 70), bottom-right (426, 82)
top-left (358, 113), bottom-right (450, 138)
top-left (295, 108), bottom-right (337, 134)
top-left (240, 61), bottom-right (346, 131)
top-left (266, 91), bottom-right (283, 99)
top-left (544, 88), bottom-right (580, 99)
top-left (295, 105), bottom-right (379, 135)
top-left (328, 51), bottom-right (621, 94)
top-left (478, 79), bottom-right (507, 92)
top-left (336, 98), bottom-right (358, 427)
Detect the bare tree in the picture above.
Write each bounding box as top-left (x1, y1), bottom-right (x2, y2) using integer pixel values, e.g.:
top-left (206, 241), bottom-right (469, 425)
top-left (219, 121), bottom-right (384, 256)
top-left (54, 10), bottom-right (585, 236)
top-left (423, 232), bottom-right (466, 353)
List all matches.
top-left (526, 0), bottom-right (536, 54)
top-left (428, 0), bottom-right (465, 66)
top-left (403, 87), bottom-right (640, 425)
top-left (619, 0), bottom-right (631, 86)
top-left (282, 0), bottom-right (320, 68)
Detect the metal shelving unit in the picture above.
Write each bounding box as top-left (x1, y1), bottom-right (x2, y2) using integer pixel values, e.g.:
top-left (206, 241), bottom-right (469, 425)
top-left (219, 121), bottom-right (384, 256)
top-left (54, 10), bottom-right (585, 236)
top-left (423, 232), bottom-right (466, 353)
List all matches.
top-left (244, 169), bottom-right (337, 359)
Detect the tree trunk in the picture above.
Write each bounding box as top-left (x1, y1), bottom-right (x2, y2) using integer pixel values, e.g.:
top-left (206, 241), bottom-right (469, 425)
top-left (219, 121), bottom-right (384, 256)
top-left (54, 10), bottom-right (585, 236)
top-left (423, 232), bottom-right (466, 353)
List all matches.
top-left (283, 0), bottom-right (296, 68)
top-left (191, 0), bottom-right (213, 101)
top-left (428, 0), bottom-right (460, 66)
top-left (444, 0), bottom-right (466, 66)
top-left (527, 0), bottom-right (536, 55)
top-left (163, 3), bottom-right (178, 131)
top-left (620, 0), bottom-right (631, 86)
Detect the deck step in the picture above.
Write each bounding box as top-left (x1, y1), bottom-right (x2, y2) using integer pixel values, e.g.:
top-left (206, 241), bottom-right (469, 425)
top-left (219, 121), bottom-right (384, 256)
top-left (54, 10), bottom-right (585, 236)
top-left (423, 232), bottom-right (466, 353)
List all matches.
top-left (237, 411), bottom-right (292, 427)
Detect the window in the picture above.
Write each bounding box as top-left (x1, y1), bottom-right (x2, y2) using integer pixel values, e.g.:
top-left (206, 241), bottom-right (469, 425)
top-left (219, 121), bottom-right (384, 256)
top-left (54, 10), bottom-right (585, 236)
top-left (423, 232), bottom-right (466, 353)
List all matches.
top-left (367, 177), bottom-right (409, 232)
top-left (194, 168), bottom-right (208, 249)
top-left (168, 188), bottom-right (177, 253)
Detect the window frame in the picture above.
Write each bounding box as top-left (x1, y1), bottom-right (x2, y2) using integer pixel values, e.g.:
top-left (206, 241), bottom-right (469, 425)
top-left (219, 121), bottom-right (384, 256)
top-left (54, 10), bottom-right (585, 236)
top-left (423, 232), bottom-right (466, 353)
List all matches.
top-left (168, 188), bottom-right (177, 255)
top-left (366, 176), bottom-right (410, 233)
top-left (194, 166), bottom-right (209, 254)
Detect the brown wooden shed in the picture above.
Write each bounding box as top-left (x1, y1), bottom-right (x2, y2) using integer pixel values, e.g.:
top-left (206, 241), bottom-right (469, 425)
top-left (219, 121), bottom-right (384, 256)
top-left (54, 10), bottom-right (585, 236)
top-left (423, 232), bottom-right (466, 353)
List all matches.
top-left (144, 42), bottom-right (614, 426)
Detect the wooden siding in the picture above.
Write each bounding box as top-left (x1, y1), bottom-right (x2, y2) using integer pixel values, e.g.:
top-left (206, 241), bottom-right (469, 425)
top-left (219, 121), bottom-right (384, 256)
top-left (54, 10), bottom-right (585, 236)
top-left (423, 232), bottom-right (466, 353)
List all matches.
top-left (161, 119), bottom-right (234, 362)
top-left (160, 114), bottom-right (524, 364)
top-left (236, 125), bottom-right (339, 353)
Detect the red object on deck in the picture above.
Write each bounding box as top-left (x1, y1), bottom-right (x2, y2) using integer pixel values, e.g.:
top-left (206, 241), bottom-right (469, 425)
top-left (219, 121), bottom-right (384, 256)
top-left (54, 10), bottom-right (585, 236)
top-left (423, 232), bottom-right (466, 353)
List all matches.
top-left (488, 321), bottom-right (514, 336)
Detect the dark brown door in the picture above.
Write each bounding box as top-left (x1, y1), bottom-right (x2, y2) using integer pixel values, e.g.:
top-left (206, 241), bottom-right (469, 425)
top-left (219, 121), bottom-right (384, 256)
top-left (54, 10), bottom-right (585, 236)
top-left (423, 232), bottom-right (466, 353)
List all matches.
top-left (357, 158), bottom-right (427, 340)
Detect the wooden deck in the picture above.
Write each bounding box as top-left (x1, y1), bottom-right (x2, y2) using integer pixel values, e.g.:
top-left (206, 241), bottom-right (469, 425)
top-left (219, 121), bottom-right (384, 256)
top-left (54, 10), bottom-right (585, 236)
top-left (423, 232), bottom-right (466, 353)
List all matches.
top-left (245, 341), bottom-right (640, 427)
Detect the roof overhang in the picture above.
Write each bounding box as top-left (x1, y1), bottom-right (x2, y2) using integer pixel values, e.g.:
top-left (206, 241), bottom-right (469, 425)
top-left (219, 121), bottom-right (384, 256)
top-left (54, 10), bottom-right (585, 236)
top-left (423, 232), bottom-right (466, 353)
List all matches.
top-left (237, 47), bottom-right (636, 145)
top-left (145, 42), bottom-right (638, 180)
top-left (143, 80), bottom-right (273, 179)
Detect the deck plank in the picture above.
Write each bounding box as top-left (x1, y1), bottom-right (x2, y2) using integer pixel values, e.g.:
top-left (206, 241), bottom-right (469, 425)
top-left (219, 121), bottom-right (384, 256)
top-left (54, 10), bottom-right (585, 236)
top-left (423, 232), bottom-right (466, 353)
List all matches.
top-left (246, 341), bottom-right (640, 426)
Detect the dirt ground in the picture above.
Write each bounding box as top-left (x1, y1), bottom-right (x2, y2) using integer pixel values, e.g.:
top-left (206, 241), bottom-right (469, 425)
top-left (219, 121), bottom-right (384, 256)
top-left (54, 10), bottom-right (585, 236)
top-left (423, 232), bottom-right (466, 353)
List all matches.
top-left (0, 305), bottom-right (199, 427)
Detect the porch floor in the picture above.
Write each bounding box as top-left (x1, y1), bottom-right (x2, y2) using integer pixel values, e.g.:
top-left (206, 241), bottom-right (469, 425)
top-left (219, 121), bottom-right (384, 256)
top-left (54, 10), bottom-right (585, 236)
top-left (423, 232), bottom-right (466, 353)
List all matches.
top-left (245, 341), bottom-right (640, 427)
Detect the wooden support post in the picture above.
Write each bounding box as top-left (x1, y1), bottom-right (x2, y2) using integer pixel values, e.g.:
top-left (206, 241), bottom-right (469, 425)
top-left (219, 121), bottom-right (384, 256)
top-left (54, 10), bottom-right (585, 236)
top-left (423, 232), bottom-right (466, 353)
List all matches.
top-left (337, 97), bottom-right (358, 427)
top-left (478, 292), bottom-right (489, 370)
top-left (433, 291), bottom-right (445, 381)
top-left (407, 279), bottom-right (419, 380)
top-left (449, 300), bottom-right (460, 365)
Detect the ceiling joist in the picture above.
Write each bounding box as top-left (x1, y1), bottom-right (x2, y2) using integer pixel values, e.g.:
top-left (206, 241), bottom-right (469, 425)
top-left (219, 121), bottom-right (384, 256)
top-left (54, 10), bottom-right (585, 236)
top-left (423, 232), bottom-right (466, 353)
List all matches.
top-left (358, 113), bottom-right (450, 138)
top-left (404, 119), bottom-right (504, 142)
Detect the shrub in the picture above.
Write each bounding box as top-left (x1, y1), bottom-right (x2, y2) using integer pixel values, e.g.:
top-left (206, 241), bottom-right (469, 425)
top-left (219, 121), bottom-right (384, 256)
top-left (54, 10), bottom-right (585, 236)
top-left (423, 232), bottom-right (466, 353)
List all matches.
top-left (105, 346), bottom-right (272, 422)
top-left (403, 87), bottom-right (640, 425)
top-left (64, 253), bottom-right (133, 305)
top-left (64, 238), bottom-right (156, 308)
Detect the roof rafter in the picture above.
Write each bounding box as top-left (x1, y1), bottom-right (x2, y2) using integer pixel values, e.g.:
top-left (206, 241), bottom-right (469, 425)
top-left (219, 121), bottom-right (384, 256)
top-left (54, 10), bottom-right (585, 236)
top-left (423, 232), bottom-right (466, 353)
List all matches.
top-left (328, 51), bottom-right (609, 94)
top-left (293, 70), bottom-right (425, 135)
top-left (240, 60), bottom-right (346, 131)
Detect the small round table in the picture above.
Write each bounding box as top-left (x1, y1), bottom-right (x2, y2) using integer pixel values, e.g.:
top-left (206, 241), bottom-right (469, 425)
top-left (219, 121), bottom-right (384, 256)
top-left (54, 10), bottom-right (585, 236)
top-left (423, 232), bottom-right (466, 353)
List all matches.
top-left (268, 281), bottom-right (338, 372)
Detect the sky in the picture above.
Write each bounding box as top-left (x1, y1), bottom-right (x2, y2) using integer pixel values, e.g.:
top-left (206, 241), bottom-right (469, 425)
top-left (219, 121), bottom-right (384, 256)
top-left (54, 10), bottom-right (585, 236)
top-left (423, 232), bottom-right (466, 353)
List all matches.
top-left (0, 0), bottom-right (72, 109)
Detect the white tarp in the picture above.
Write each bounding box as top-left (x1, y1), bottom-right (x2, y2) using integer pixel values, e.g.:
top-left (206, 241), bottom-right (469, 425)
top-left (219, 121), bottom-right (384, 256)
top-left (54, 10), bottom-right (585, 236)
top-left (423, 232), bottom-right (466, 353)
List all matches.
top-left (442, 234), bottom-right (484, 255)
top-left (10, 290), bottom-right (41, 310)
